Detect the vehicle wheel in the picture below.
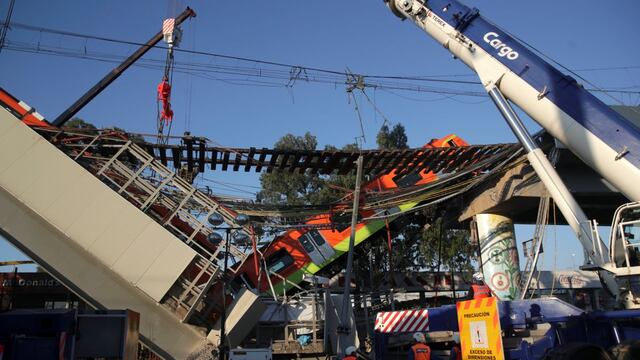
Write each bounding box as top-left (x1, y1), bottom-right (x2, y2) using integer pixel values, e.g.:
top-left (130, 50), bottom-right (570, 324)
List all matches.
top-left (543, 343), bottom-right (612, 360)
top-left (385, 0), bottom-right (406, 19)
top-left (610, 340), bottom-right (640, 360)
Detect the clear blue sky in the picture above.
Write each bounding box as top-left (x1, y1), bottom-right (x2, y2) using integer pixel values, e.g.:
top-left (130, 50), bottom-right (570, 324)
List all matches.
top-left (0, 0), bottom-right (638, 272)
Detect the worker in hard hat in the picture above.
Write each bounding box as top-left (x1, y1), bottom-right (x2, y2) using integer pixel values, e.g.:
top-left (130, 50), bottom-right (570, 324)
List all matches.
top-left (468, 272), bottom-right (492, 300)
top-left (408, 332), bottom-right (431, 360)
top-left (449, 332), bottom-right (461, 360)
top-left (344, 345), bottom-right (357, 360)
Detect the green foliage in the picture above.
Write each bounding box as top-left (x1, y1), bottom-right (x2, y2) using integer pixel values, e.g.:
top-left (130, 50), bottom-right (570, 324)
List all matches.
top-left (376, 123), bottom-right (408, 150)
top-left (314, 143), bottom-right (359, 204)
top-left (388, 215), bottom-right (429, 271)
top-left (65, 117), bottom-right (96, 130)
top-left (258, 125), bottom-right (411, 206)
top-left (257, 132), bottom-right (324, 206)
top-left (257, 132), bottom-right (363, 206)
top-left (108, 126), bottom-right (145, 142)
top-left (419, 217), bottom-right (476, 275)
top-left (65, 118), bottom-right (144, 142)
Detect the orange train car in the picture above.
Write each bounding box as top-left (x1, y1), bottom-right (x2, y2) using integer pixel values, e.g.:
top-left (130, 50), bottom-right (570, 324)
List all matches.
top-left (233, 134), bottom-right (469, 294)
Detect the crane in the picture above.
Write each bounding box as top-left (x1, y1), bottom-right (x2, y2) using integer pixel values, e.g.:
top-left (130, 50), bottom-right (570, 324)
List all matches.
top-left (383, 0), bottom-right (640, 309)
top-left (372, 2), bottom-right (640, 358)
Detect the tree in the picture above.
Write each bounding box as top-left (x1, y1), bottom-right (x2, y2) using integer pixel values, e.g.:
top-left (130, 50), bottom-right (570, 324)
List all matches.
top-left (109, 126), bottom-right (145, 142)
top-left (256, 132), bottom-right (324, 206)
top-left (65, 117), bottom-right (96, 130)
top-left (376, 123), bottom-right (408, 150)
top-left (65, 118), bottom-right (144, 142)
top-left (257, 133), bottom-right (362, 206)
top-left (419, 217), bottom-right (476, 277)
top-left (314, 143), bottom-right (359, 205)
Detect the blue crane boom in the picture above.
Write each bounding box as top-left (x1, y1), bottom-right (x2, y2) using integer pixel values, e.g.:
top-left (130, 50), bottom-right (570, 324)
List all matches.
top-left (386, 0), bottom-right (640, 201)
top-left (385, 0), bottom-right (640, 309)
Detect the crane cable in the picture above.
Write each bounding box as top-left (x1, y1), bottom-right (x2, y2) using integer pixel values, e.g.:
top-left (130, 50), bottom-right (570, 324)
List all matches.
top-left (346, 74), bottom-right (367, 146)
top-left (156, 14), bottom-right (182, 145)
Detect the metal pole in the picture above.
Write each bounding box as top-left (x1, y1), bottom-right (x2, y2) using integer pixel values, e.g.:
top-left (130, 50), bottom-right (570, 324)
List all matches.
top-left (434, 217), bottom-right (443, 307)
top-left (52, 7), bottom-right (196, 127)
top-left (452, 268), bottom-right (457, 301)
top-left (219, 229), bottom-right (230, 360)
top-left (10, 266), bottom-right (17, 310)
top-left (486, 85), bottom-right (619, 297)
top-left (339, 155), bottom-right (364, 326)
top-left (487, 85), bottom-right (587, 232)
top-left (312, 280), bottom-right (318, 349)
top-left (250, 226), bottom-right (259, 276)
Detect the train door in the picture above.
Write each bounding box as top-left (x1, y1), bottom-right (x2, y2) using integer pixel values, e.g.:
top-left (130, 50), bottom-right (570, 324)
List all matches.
top-left (298, 230), bottom-right (335, 266)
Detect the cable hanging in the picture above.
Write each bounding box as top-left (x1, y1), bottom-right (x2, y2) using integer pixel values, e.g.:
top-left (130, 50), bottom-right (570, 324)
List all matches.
top-left (156, 16), bottom-right (184, 145)
top-left (346, 70), bottom-right (367, 147)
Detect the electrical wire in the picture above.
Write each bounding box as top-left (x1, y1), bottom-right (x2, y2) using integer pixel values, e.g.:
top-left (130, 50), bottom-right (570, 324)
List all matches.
top-left (4, 21), bottom-right (639, 99)
top-left (0, 0), bottom-right (15, 53)
top-left (495, 22), bottom-right (640, 113)
top-left (4, 40), bottom-right (487, 99)
top-left (1, 21), bottom-right (478, 84)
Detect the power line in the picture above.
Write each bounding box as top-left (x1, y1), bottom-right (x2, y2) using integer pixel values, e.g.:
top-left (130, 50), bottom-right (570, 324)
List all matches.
top-left (3, 21), bottom-right (462, 83)
top-left (4, 40), bottom-right (488, 97)
top-left (0, 0), bottom-right (16, 53)
top-left (496, 22), bottom-right (640, 108)
top-left (4, 21), bottom-right (640, 97)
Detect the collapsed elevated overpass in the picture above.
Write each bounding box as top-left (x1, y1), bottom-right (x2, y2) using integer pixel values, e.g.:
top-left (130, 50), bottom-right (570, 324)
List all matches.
top-left (0, 100), bottom-right (261, 358)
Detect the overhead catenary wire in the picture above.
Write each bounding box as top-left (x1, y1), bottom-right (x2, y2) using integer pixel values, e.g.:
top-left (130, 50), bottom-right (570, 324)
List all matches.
top-left (200, 176), bottom-right (260, 196)
top-left (0, 0), bottom-right (16, 54)
top-left (3, 40), bottom-right (487, 98)
top-left (494, 21), bottom-right (640, 113)
top-left (347, 80), bottom-right (367, 145)
top-left (3, 21), bottom-right (639, 99)
top-left (1, 21), bottom-right (473, 83)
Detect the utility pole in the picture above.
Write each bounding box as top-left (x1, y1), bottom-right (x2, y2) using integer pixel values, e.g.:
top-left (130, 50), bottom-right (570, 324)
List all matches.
top-left (337, 155), bottom-right (364, 356)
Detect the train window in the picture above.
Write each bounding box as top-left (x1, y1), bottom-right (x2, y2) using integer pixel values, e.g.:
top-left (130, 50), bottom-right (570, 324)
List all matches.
top-left (393, 171), bottom-right (421, 188)
top-left (298, 235), bottom-right (316, 253)
top-left (308, 230), bottom-right (326, 246)
top-left (266, 249), bottom-right (294, 274)
top-left (331, 213), bottom-right (351, 233)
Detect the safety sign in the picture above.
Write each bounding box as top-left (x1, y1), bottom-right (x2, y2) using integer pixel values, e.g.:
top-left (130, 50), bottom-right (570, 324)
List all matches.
top-left (456, 297), bottom-right (504, 360)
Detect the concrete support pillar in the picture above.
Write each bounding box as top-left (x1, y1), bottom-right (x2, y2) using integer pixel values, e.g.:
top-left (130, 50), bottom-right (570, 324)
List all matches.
top-left (474, 214), bottom-right (521, 300)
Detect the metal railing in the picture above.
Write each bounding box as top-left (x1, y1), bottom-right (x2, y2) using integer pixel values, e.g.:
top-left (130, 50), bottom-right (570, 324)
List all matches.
top-left (41, 129), bottom-right (252, 324)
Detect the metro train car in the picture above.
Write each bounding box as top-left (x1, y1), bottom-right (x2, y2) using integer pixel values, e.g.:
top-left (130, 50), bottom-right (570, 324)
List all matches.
top-left (233, 134), bottom-right (469, 294)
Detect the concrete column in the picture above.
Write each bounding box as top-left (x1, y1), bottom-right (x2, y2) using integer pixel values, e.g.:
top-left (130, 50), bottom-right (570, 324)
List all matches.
top-left (475, 214), bottom-right (521, 300)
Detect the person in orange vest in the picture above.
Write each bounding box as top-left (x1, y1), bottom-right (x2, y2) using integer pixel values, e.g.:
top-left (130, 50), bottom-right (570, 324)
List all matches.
top-left (449, 332), bottom-right (462, 360)
top-left (408, 332), bottom-right (431, 360)
top-left (468, 272), bottom-right (492, 299)
top-left (344, 345), bottom-right (358, 360)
